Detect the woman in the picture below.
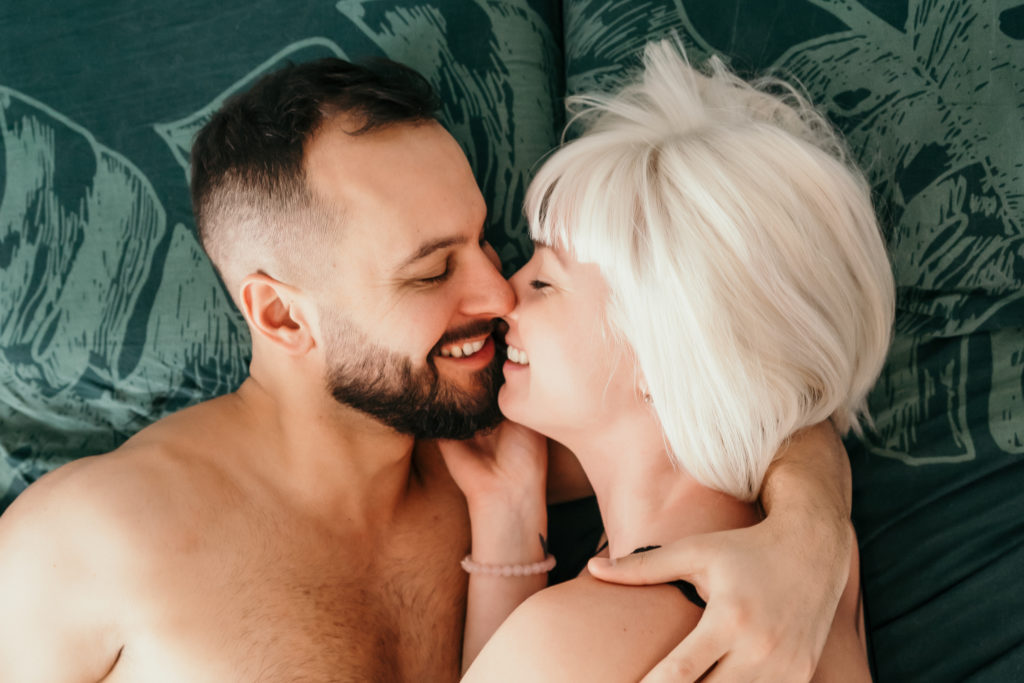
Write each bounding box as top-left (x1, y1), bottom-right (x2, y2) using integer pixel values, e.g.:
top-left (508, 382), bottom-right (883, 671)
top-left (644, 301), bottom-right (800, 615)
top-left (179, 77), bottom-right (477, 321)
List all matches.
top-left (449, 40), bottom-right (894, 681)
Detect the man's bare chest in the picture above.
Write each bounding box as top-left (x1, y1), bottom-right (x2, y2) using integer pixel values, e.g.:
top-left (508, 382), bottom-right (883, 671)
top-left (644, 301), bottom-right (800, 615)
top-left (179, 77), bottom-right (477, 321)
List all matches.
top-left (106, 506), bottom-right (470, 682)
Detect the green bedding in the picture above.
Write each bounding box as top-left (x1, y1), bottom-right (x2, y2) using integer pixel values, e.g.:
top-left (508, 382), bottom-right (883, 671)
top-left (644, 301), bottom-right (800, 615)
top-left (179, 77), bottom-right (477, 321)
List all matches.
top-left (1, 1), bottom-right (1021, 680)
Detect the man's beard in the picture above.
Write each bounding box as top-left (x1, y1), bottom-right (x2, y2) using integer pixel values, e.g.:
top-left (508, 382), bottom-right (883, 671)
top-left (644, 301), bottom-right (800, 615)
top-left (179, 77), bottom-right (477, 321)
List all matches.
top-left (324, 317), bottom-right (505, 439)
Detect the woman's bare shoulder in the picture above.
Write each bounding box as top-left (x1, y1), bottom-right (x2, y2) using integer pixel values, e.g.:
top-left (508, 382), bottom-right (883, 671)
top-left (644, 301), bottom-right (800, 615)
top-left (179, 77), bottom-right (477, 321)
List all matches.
top-left (464, 573), bottom-right (703, 682)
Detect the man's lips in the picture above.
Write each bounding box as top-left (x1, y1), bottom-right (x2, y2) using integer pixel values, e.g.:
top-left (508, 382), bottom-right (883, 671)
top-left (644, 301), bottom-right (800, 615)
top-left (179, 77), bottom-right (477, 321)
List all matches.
top-left (437, 334), bottom-right (491, 359)
top-left (435, 335), bottom-right (497, 366)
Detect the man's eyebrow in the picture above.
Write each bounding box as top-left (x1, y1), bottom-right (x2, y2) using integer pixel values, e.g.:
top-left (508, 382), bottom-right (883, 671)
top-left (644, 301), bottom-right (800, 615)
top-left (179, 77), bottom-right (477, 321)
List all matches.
top-left (396, 235), bottom-right (468, 270)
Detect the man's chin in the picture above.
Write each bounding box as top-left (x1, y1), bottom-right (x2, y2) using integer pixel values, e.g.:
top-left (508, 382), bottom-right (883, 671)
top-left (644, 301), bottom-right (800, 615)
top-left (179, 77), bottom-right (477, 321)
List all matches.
top-left (410, 380), bottom-right (503, 439)
top-left (327, 351), bottom-right (504, 439)
top-left (404, 402), bottom-right (503, 440)
top-left (435, 359), bottom-right (504, 409)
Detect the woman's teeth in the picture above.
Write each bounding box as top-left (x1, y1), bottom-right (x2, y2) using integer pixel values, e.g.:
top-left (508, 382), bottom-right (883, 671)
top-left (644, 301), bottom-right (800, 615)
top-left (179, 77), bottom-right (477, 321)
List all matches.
top-left (506, 345), bottom-right (529, 366)
top-left (439, 338), bottom-right (487, 358)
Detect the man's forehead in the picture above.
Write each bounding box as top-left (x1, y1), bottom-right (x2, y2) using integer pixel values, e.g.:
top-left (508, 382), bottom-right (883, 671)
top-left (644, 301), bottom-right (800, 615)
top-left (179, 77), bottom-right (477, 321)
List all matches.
top-left (305, 119), bottom-right (469, 200)
top-left (303, 118), bottom-right (486, 265)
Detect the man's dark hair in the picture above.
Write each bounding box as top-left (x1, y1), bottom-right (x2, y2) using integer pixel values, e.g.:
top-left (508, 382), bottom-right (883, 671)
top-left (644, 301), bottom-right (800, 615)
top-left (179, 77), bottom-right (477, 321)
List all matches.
top-left (189, 57), bottom-right (440, 288)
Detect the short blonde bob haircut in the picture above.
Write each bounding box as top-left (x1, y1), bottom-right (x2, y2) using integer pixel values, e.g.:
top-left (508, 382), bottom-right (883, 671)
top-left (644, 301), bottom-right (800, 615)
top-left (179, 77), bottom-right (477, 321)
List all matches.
top-left (526, 40), bottom-right (895, 501)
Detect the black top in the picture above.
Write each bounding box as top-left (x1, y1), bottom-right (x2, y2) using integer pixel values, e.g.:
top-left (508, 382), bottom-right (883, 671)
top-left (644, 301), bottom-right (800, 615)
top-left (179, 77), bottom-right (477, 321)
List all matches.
top-left (631, 545), bottom-right (706, 609)
top-left (547, 499), bottom-right (706, 609)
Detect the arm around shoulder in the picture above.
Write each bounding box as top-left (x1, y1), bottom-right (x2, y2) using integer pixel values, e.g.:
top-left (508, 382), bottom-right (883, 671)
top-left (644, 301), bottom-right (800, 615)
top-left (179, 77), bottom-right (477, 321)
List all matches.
top-left (761, 421), bottom-right (851, 534)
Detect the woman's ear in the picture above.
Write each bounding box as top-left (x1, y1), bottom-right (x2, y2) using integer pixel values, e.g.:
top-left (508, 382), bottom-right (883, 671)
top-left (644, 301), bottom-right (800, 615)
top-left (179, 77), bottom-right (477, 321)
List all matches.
top-left (238, 273), bottom-right (316, 355)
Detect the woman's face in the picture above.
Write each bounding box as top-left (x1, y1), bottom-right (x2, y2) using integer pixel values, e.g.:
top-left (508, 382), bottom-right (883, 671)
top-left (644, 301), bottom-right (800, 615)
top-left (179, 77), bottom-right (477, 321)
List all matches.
top-left (499, 244), bottom-right (639, 441)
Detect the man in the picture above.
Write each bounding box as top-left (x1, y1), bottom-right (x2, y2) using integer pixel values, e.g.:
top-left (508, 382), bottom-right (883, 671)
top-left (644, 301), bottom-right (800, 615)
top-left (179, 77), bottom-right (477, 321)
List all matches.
top-left (0, 57), bottom-right (854, 681)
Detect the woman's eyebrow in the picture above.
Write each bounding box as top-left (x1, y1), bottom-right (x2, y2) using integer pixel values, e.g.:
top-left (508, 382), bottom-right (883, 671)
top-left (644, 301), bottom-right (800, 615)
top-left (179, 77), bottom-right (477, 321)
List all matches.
top-left (531, 241), bottom-right (557, 261)
top-left (531, 241), bottom-right (569, 272)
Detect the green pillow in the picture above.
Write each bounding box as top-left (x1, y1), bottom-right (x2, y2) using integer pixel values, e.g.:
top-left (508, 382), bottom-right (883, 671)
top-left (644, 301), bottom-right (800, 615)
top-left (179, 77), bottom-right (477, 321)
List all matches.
top-left (0, 0), bottom-right (561, 506)
top-left (562, 0), bottom-right (1024, 679)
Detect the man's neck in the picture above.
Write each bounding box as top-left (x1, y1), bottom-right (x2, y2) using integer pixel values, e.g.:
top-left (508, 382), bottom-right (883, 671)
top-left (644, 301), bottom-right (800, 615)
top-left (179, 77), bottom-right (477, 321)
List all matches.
top-left (229, 376), bottom-right (422, 528)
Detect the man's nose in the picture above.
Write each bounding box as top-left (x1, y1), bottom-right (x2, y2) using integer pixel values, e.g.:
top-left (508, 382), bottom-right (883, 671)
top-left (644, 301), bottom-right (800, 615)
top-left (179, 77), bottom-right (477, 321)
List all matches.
top-left (462, 250), bottom-right (516, 318)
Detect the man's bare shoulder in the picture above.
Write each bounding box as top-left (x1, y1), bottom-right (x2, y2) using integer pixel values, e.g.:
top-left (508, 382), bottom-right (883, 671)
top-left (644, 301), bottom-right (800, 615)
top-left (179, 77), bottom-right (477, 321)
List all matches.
top-left (1, 395), bottom-right (243, 558)
top-left (0, 436), bottom-right (203, 680)
top-left (465, 573), bottom-right (702, 682)
top-left (3, 446), bottom-right (189, 557)
top-left (0, 391), bottom-right (256, 681)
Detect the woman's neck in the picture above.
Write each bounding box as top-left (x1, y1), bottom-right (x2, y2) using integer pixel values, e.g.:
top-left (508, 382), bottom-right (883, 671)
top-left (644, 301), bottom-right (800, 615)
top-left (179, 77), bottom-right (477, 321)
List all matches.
top-left (561, 415), bottom-right (758, 560)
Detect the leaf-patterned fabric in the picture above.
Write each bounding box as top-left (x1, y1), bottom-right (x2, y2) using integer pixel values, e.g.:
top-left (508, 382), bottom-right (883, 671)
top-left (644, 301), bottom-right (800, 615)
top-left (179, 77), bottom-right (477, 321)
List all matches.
top-left (1, 1), bottom-right (1021, 680)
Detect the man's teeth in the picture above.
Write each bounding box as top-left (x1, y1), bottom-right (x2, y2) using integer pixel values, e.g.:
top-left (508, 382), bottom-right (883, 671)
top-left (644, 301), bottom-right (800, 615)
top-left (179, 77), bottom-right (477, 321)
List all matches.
top-left (439, 338), bottom-right (487, 358)
top-left (506, 345), bottom-right (529, 366)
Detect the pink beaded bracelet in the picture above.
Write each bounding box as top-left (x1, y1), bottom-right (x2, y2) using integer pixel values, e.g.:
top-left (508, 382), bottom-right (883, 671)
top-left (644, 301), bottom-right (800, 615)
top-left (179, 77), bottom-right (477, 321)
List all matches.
top-left (460, 554), bottom-right (557, 577)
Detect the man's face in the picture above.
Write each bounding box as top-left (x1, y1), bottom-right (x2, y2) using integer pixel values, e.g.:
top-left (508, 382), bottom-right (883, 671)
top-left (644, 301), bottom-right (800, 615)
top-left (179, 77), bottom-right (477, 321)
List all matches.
top-left (304, 118), bottom-right (514, 438)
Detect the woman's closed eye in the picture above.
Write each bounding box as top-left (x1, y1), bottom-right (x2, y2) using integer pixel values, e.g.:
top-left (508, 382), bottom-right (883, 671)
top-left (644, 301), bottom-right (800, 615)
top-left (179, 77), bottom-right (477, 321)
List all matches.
top-left (529, 279), bottom-right (551, 291)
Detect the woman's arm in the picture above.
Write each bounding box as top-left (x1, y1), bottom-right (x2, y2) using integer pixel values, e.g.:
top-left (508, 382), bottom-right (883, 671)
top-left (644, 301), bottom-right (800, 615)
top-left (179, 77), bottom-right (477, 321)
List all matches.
top-left (437, 422), bottom-right (552, 671)
top-left (459, 502), bottom-right (549, 670)
top-left (587, 421), bottom-right (853, 682)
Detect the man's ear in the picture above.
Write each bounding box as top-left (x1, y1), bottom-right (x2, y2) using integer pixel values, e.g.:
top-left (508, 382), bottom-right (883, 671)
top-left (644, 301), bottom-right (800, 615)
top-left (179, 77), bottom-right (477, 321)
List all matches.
top-left (238, 273), bottom-right (316, 355)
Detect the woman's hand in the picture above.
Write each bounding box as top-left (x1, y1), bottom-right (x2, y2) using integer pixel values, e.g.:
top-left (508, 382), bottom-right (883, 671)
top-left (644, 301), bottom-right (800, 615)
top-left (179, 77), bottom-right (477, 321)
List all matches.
top-left (587, 422), bottom-right (853, 682)
top-left (437, 421), bottom-right (551, 671)
top-left (437, 420), bottom-right (549, 515)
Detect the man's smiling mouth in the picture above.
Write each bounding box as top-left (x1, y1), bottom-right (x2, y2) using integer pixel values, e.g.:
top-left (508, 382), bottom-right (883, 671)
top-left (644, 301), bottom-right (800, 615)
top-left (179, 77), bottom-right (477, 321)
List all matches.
top-left (438, 337), bottom-right (488, 358)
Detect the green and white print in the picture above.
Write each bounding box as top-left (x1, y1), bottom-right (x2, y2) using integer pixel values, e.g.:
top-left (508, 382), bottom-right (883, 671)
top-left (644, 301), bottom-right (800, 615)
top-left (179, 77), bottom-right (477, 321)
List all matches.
top-left (1, 0), bottom-right (1023, 679)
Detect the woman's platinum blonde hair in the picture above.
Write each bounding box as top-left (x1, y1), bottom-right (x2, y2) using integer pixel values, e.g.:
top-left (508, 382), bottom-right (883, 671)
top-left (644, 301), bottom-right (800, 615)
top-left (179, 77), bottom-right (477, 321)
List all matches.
top-left (526, 39), bottom-right (895, 501)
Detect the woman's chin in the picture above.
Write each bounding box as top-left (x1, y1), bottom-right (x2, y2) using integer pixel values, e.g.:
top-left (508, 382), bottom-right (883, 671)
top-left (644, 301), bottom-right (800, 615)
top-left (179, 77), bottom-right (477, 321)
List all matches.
top-left (497, 385), bottom-right (529, 426)
top-left (498, 388), bottom-right (561, 441)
